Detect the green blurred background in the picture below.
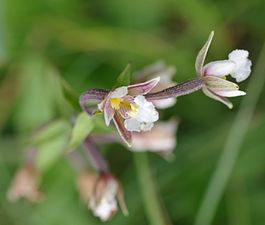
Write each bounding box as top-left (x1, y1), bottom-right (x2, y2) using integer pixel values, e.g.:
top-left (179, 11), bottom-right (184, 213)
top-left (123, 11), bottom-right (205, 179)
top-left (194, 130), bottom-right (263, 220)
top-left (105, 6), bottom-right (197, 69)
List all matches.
top-left (1, 0), bottom-right (265, 224)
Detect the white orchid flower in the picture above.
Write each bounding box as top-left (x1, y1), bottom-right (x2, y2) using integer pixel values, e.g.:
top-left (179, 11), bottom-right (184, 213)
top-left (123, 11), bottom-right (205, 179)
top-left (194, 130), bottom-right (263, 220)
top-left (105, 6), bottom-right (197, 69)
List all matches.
top-left (95, 77), bottom-right (160, 146)
top-left (195, 31), bottom-right (252, 108)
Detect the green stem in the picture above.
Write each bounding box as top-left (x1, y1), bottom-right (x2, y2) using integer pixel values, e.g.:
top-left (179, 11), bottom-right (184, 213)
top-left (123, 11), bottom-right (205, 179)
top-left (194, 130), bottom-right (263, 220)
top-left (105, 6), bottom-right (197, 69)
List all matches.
top-left (134, 153), bottom-right (171, 225)
top-left (194, 42), bottom-right (265, 225)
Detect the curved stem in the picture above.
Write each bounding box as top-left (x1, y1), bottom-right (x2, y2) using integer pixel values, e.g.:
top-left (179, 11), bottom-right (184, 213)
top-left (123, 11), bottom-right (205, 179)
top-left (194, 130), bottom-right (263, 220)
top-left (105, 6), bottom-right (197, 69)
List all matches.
top-left (145, 78), bottom-right (203, 100)
top-left (83, 137), bottom-right (108, 172)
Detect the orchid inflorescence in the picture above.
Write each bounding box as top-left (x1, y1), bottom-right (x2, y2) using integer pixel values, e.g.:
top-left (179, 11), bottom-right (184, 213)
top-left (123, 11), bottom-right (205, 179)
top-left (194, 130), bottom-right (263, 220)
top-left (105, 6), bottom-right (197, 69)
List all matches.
top-left (80, 31), bottom-right (252, 146)
top-left (7, 31), bottom-right (252, 222)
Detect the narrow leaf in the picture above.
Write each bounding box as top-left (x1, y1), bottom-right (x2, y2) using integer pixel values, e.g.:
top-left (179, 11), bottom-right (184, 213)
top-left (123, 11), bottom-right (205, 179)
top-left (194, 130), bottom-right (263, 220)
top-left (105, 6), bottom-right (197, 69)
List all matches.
top-left (31, 120), bottom-right (71, 146)
top-left (114, 63), bottom-right (131, 88)
top-left (68, 112), bottom-right (94, 150)
top-left (32, 120), bottom-right (72, 172)
top-left (61, 79), bottom-right (80, 111)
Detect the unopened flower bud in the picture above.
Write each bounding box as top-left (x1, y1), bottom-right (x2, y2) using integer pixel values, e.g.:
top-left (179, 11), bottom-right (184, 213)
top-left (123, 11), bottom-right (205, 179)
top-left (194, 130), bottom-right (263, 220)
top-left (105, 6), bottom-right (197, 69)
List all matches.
top-left (89, 173), bottom-right (128, 222)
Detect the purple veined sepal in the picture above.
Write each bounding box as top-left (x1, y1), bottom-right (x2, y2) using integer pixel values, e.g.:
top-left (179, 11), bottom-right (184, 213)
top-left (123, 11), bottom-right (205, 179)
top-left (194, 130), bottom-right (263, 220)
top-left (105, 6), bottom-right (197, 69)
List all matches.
top-left (128, 77), bottom-right (160, 95)
top-left (113, 112), bottom-right (132, 147)
top-left (79, 88), bottom-right (109, 115)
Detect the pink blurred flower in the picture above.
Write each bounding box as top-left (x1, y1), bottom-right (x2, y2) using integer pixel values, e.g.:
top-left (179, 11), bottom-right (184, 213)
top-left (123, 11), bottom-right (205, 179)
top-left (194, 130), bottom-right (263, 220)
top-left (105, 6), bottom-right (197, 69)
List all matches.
top-left (134, 61), bottom-right (177, 109)
top-left (7, 163), bottom-right (44, 203)
top-left (131, 119), bottom-right (178, 159)
top-left (77, 170), bottom-right (98, 203)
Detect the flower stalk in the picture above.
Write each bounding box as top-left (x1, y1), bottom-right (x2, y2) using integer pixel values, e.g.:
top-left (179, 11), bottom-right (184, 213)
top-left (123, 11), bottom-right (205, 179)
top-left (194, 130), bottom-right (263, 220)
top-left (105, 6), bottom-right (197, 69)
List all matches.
top-left (83, 136), bottom-right (108, 172)
top-left (134, 153), bottom-right (171, 225)
top-left (145, 78), bottom-right (203, 101)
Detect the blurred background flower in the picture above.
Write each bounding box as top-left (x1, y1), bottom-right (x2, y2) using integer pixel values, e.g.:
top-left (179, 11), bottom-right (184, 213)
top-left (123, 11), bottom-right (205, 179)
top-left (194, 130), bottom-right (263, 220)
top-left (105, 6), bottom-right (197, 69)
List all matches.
top-left (0, 0), bottom-right (265, 225)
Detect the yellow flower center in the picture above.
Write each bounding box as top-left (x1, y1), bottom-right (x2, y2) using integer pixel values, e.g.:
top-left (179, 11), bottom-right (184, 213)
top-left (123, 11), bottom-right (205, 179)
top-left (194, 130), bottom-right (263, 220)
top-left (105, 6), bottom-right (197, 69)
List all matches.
top-left (127, 104), bottom-right (138, 117)
top-left (110, 98), bottom-right (123, 110)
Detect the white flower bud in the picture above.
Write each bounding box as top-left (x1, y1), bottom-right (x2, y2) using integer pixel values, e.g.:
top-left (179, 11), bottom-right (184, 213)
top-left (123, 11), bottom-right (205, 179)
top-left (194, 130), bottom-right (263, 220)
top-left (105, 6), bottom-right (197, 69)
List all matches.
top-left (89, 173), bottom-right (128, 221)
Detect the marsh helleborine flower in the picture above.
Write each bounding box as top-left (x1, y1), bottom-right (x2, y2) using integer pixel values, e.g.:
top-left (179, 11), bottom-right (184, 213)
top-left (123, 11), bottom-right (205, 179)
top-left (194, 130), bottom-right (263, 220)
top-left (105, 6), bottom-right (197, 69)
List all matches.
top-left (80, 78), bottom-right (160, 147)
top-left (98, 78), bottom-right (160, 135)
top-left (80, 31), bottom-right (252, 146)
top-left (195, 31), bottom-right (252, 108)
top-left (89, 173), bottom-right (128, 222)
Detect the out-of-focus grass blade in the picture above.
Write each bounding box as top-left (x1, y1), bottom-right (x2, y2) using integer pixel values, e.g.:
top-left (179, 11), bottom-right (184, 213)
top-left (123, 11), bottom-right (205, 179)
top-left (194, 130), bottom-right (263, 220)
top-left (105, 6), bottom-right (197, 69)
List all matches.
top-left (13, 55), bottom-right (58, 132)
top-left (31, 119), bottom-right (70, 146)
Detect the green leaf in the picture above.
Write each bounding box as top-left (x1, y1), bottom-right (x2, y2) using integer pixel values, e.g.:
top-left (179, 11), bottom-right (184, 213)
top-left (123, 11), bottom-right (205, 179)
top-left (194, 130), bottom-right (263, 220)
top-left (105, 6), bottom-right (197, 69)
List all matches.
top-left (61, 78), bottom-right (81, 112)
top-left (68, 112), bottom-right (94, 150)
top-left (36, 131), bottom-right (69, 172)
top-left (32, 120), bottom-right (72, 172)
top-left (114, 63), bottom-right (131, 88)
top-left (31, 120), bottom-right (71, 146)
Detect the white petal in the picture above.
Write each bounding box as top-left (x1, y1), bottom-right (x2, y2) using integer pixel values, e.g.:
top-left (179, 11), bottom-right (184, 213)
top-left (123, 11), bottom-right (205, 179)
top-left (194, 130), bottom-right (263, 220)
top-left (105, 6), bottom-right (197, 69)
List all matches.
top-left (134, 95), bottom-right (147, 105)
top-left (90, 198), bottom-right (117, 221)
top-left (133, 96), bottom-right (159, 123)
top-left (202, 87), bottom-right (233, 109)
top-left (124, 118), bottom-right (141, 132)
top-left (140, 122), bottom-right (154, 131)
top-left (89, 177), bottom-right (119, 221)
top-left (214, 90), bottom-right (246, 97)
top-left (152, 98), bottom-right (177, 109)
top-left (110, 87), bottom-right (128, 98)
top-left (228, 49), bottom-right (249, 59)
top-left (228, 49), bottom-right (252, 82)
top-left (203, 60), bottom-right (235, 77)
